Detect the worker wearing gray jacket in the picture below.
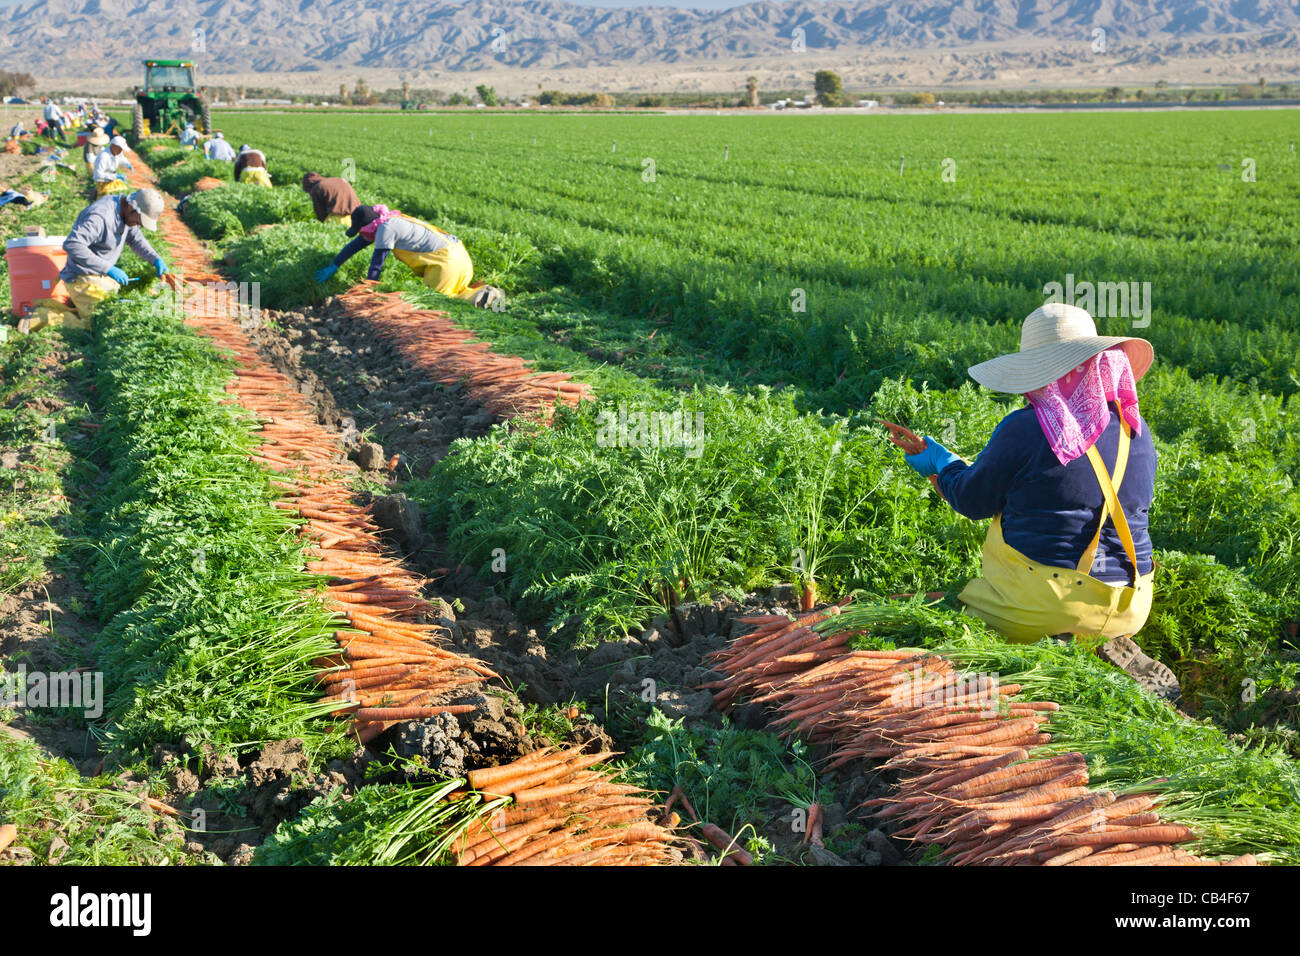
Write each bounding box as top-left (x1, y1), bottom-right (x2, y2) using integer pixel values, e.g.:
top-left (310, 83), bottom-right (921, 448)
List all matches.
top-left (58, 188), bottom-right (169, 323)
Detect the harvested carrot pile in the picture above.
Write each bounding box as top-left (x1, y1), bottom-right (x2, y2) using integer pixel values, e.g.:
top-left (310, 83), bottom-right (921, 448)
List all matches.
top-left (131, 156), bottom-right (494, 745)
top-left (456, 747), bottom-right (682, 865)
top-left (336, 285), bottom-right (594, 422)
top-left (193, 176), bottom-right (226, 192)
top-left (703, 605), bottom-right (1257, 867)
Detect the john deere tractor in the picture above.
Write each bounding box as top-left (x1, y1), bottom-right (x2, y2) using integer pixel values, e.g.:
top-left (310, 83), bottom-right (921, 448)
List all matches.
top-left (129, 59), bottom-right (211, 143)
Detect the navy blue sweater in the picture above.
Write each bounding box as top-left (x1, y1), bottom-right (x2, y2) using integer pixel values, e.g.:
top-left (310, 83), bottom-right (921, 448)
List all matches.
top-left (936, 406), bottom-right (1156, 585)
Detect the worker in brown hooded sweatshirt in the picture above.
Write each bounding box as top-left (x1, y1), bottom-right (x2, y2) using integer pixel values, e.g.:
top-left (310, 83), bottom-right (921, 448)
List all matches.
top-left (301, 171), bottom-right (360, 226)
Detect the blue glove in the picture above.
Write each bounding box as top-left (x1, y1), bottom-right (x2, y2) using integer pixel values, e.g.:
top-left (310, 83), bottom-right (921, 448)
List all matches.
top-left (903, 437), bottom-right (963, 478)
top-left (106, 265), bottom-right (131, 285)
top-left (314, 263), bottom-right (339, 283)
top-left (153, 257), bottom-right (168, 276)
top-left (115, 173), bottom-right (127, 182)
top-left (119, 158), bottom-right (134, 171)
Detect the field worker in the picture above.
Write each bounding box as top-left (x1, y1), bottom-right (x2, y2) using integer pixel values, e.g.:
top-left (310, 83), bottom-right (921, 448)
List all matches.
top-left (57, 189), bottom-right (169, 325)
top-left (900, 303), bottom-right (1177, 700)
top-left (82, 126), bottom-right (109, 169)
top-left (179, 122), bottom-right (199, 148)
top-left (315, 204), bottom-right (504, 309)
top-left (42, 100), bottom-right (67, 142)
top-left (92, 135), bottom-right (135, 196)
top-left (10, 120), bottom-right (26, 139)
top-left (233, 145), bottom-right (271, 186)
top-left (300, 170), bottom-right (358, 225)
top-left (204, 130), bottom-right (236, 161)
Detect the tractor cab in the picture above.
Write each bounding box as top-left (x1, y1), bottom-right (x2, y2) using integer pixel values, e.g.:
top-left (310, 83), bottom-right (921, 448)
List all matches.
top-left (145, 61), bottom-right (197, 93)
top-left (130, 59), bottom-right (211, 143)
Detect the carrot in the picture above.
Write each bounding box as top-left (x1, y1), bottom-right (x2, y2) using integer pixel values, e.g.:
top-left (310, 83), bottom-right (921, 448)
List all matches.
top-left (699, 822), bottom-right (753, 865)
top-left (1049, 825), bottom-right (1196, 848)
top-left (352, 704), bottom-right (477, 721)
top-left (0, 823), bottom-right (16, 854)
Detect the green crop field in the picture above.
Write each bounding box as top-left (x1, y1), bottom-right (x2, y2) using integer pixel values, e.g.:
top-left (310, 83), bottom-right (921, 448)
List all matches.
top-left (177, 109), bottom-right (1300, 729)
top-left (5, 106), bottom-right (1300, 871)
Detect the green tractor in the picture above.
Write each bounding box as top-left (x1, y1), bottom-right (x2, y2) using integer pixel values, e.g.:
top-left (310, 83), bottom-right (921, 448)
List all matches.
top-left (129, 59), bottom-right (211, 143)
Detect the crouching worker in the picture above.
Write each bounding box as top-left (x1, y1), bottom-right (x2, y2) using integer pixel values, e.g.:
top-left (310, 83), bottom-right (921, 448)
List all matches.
top-left (315, 204), bottom-right (503, 309)
top-left (34, 189), bottom-right (170, 331)
top-left (900, 303), bottom-right (1179, 702)
top-left (301, 171), bottom-right (359, 226)
top-left (234, 145), bottom-right (271, 187)
top-left (92, 135), bottom-right (134, 196)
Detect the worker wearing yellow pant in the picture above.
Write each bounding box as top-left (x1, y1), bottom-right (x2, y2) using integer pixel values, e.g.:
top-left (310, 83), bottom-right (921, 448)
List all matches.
top-left (316, 204), bottom-right (503, 309)
top-left (897, 303), bottom-right (1177, 702)
top-left (239, 166), bottom-right (272, 188)
top-left (36, 189), bottom-right (169, 332)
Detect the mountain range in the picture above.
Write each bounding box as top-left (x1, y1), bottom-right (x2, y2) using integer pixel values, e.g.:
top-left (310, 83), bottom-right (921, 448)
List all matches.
top-left (6, 0), bottom-right (1300, 78)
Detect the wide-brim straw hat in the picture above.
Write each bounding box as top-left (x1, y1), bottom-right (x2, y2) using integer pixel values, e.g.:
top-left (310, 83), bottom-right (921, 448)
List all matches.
top-left (87, 128), bottom-right (109, 146)
top-left (967, 302), bottom-right (1154, 394)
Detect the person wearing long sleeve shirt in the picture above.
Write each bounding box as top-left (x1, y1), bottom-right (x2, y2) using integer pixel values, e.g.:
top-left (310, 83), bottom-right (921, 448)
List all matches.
top-left (92, 136), bottom-right (134, 195)
top-left (300, 171), bottom-right (359, 224)
top-left (179, 122), bottom-right (199, 148)
top-left (233, 145), bottom-right (271, 186)
top-left (42, 102), bottom-right (67, 142)
top-left (315, 205), bottom-right (503, 309)
top-left (900, 303), bottom-right (1177, 699)
top-left (58, 189), bottom-right (169, 324)
top-left (204, 131), bottom-right (236, 161)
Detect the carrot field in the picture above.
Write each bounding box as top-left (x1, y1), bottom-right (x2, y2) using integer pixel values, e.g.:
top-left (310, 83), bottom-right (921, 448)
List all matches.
top-left (1, 108), bottom-right (1298, 874)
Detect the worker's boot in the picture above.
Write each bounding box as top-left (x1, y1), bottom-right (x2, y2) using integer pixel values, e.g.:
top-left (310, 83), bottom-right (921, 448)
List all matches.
top-left (1098, 636), bottom-right (1181, 705)
top-left (472, 285), bottom-right (504, 310)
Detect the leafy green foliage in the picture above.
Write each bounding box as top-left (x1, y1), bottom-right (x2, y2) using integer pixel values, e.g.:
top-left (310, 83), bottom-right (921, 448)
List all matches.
top-left (254, 777), bottom-right (506, 865)
top-left (0, 735), bottom-right (189, 864)
top-left (182, 183), bottom-right (313, 240)
top-left (622, 708), bottom-right (816, 860)
top-left (82, 296), bottom-right (347, 759)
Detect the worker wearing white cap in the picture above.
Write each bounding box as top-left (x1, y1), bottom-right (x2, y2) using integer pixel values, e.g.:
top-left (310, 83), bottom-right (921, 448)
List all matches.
top-left (179, 121), bottom-right (199, 148)
top-left (204, 130), bottom-right (236, 161)
top-left (234, 144), bottom-right (271, 187)
top-left (92, 135), bottom-right (136, 196)
top-left (56, 189), bottom-right (170, 325)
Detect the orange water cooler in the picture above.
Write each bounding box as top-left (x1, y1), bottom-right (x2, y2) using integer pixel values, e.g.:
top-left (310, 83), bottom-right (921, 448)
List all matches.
top-left (5, 235), bottom-right (68, 315)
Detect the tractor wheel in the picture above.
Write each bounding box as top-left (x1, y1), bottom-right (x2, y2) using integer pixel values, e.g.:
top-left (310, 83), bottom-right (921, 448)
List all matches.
top-left (131, 101), bottom-right (145, 145)
top-left (200, 102), bottom-right (212, 135)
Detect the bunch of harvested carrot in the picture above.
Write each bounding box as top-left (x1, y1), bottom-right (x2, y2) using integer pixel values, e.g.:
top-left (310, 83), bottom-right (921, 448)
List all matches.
top-left (132, 163), bottom-right (498, 748)
top-left (0, 823), bottom-right (16, 854)
top-left (453, 747), bottom-right (682, 865)
top-left (337, 286), bottom-right (595, 423)
top-left (703, 607), bottom-right (1258, 867)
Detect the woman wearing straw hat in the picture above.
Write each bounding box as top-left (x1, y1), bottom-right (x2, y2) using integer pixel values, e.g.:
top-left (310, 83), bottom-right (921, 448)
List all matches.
top-left (82, 127), bottom-right (109, 170)
top-left (902, 302), bottom-right (1178, 700)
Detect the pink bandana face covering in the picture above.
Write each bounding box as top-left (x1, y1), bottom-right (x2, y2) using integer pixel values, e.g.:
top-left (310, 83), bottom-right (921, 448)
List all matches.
top-left (360, 205), bottom-right (402, 241)
top-left (1026, 347), bottom-right (1143, 465)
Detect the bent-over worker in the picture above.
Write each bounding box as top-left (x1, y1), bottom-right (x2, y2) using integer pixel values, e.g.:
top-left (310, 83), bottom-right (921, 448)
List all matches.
top-left (57, 189), bottom-right (170, 324)
top-left (300, 171), bottom-right (359, 225)
top-left (82, 126), bottom-right (109, 169)
top-left (233, 145), bottom-right (271, 186)
top-left (204, 131), bottom-right (236, 162)
top-left (315, 204), bottom-right (504, 309)
top-left (92, 135), bottom-right (134, 196)
top-left (901, 303), bottom-right (1178, 701)
top-left (179, 122), bottom-right (199, 148)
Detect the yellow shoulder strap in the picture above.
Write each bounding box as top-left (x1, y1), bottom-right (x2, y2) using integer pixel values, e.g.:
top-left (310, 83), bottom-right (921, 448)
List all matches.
top-left (1076, 406), bottom-right (1137, 583)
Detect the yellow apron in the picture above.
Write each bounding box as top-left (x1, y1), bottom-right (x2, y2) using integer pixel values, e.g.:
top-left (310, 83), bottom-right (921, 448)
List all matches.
top-left (239, 166), bottom-right (272, 188)
top-left (389, 216), bottom-right (479, 301)
top-left (958, 408), bottom-right (1154, 643)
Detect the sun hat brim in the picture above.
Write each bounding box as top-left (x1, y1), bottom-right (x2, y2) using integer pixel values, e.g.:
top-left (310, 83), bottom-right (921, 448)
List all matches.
top-left (967, 336), bottom-right (1153, 394)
